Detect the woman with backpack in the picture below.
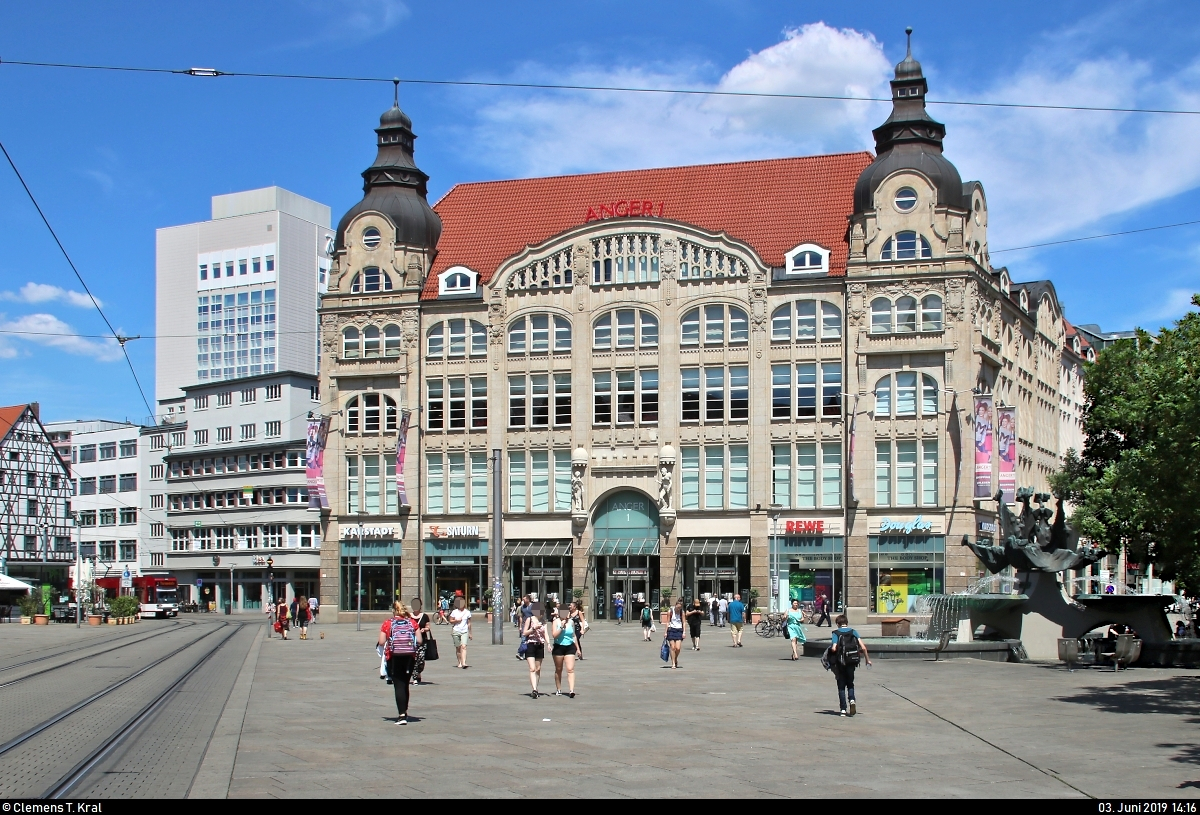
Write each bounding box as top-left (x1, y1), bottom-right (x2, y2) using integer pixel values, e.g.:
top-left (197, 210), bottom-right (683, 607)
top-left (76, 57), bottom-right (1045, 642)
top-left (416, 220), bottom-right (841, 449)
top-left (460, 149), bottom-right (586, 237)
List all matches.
top-left (786, 599), bottom-right (807, 660)
top-left (386, 601), bottom-right (422, 725)
top-left (295, 596), bottom-right (312, 640)
top-left (828, 614), bottom-right (872, 716)
top-left (550, 606), bottom-right (578, 697)
top-left (276, 597), bottom-right (291, 640)
top-left (377, 605), bottom-right (402, 684)
top-left (640, 603), bottom-right (654, 641)
top-left (522, 608), bottom-right (547, 697)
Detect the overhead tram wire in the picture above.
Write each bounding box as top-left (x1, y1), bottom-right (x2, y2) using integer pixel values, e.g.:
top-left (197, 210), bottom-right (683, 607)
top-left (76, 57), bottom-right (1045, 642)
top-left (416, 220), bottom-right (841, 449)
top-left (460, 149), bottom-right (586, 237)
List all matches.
top-left (0, 138), bottom-right (154, 417)
top-left (4, 58), bottom-right (1200, 118)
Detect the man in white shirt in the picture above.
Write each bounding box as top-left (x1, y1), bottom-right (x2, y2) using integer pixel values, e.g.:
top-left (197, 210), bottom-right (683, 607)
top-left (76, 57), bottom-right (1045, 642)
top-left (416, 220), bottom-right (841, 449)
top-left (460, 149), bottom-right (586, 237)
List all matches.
top-left (449, 596), bottom-right (473, 669)
top-left (718, 596), bottom-right (729, 627)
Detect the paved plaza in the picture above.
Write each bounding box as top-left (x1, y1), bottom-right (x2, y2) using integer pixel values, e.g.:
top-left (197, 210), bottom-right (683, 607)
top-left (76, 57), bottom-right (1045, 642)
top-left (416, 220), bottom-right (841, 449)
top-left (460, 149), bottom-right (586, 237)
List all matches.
top-left (1, 618), bottom-right (1198, 798)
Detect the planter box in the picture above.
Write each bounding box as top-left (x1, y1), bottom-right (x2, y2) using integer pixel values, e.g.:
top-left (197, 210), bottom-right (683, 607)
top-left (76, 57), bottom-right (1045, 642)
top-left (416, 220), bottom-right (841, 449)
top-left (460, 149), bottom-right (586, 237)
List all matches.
top-left (751, 612), bottom-right (762, 624)
top-left (106, 618), bottom-right (117, 625)
top-left (660, 612), bottom-right (670, 624)
top-left (33, 614), bottom-right (49, 625)
top-left (88, 615), bottom-right (103, 626)
top-left (20, 616), bottom-right (31, 625)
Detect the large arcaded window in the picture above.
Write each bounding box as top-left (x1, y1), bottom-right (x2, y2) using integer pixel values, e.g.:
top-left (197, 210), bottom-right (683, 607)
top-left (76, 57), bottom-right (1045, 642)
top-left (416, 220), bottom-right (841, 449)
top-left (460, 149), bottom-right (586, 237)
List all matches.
top-left (345, 393), bottom-right (399, 435)
top-left (681, 304), bottom-right (749, 346)
top-left (350, 267), bottom-right (393, 293)
top-left (427, 319), bottom-right (487, 358)
top-left (874, 373), bottom-right (939, 418)
top-left (880, 231), bottom-right (932, 261)
top-left (771, 300), bottom-right (842, 341)
top-left (508, 314), bottom-right (571, 354)
top-left (593, 309), bottom-right (658, 350)
top-left (870, 295), bottom-right (944, 335)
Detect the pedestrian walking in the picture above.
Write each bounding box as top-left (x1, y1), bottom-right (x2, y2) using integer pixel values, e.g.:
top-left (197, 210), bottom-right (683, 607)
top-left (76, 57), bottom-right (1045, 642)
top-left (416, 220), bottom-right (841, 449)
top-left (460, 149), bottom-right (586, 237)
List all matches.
top-left (551, 607), bottom-right (578, 697)
top-left (829, 614), bottom-right (872, 716)
top-left (686, 599), bottom-right (705, 650)
top-left (718, 595), bottom-right (729, 627)
top-left (569, 601), bottom-right (587, 659)
top-left (276, 597), bottom-right (291, 640)
top-left (308, 595), bottom-right (319, 625)
top-left (410, 598), bottom-right (432, 685)
top-left (787, 599), bottom-right (807, 660)
top-left (727, 594), bottom-right (746, 647)
top-left (377, 605), bottom-right (402, 683)
top-left (665, 599), bottom-right (685, 668)
top-left (815, 593), bottom-right (832, 627)
top-left (710, 596), bottom-right (719, 626)
top-left (522, 608), bottom-right (547, 697)
top-left (437, 595), bottom-right (450, 625)
top-left (450, 596), bottom-right (472, 669)
top-left (295, 596), bottom-right (312, 640)
top-left (614, 595), bottom-right (625, 625)
top-left (290, 596), bottom-right (299, 626)
top-left (387, 601), bottom-right (422, 726)
top-left (640, 603), bottom-right (654, 641)
top-left (1175, 619), bottom-right (1188, 639)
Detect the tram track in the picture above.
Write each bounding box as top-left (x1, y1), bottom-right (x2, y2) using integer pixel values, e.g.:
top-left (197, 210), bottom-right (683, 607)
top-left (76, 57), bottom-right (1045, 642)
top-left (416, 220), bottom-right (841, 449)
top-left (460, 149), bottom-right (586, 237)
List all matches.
top-left (0, 620), bottom-right (190, 673)
top-left (42, 623), bottom-right (244, 799)
top-left (0, 620), bottom-right (198, 688)
top-left (0, 622), bottom-right (230, 759)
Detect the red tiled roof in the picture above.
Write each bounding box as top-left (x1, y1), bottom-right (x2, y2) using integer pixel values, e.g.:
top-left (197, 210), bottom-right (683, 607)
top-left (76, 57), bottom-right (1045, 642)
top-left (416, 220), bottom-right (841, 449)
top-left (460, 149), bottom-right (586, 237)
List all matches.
top-left (1062, 318), bottom-right (1092, 354)
top-left (0, 405), bottom-right (28, 442)
top-left (425, 152), bottom-right (874, 299)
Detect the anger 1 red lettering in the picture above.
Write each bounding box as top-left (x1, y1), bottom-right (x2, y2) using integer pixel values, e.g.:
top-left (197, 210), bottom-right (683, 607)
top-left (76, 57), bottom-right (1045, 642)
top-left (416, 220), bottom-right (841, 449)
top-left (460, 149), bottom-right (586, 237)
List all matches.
top-left (629, 200), bottom-right (642, 215)
top-left (614, 201), bottom-right (628, 216)
top-left (585, 206), bottom-right (600, 222)
top-left (599, 204), bottom-right (614, 219)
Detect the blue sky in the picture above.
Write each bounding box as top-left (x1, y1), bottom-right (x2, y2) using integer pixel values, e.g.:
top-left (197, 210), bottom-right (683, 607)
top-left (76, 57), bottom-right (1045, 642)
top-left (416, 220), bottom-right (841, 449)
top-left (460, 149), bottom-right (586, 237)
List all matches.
top-left (2, 1), bottom-right (1199, 422)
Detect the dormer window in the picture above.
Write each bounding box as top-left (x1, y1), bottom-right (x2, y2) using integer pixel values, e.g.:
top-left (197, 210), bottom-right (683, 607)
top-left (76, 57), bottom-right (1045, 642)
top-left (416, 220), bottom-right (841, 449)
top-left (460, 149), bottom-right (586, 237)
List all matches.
top-left (1019, 289), bottom-right (1029, 312)
top-left (999, 272), bottom-right (1011, 297)
top-left (784, 244), bottom-right (830, 276)
top-left (437, 265), bottom-right (478, 296)
top-left (1072, 337), bottom-right (1081, 355)
top-left (880, 231), bottom-right (932, 261)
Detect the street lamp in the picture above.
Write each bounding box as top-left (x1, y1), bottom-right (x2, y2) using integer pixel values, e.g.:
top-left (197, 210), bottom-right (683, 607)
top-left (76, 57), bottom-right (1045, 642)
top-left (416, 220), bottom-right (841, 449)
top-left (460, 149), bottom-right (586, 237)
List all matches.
top-left (356, 511), bottom-right (365, 632)
top-left (266, 556), bottom-right (274, 638)
top-left (70, 511), bottom-right (82, 628)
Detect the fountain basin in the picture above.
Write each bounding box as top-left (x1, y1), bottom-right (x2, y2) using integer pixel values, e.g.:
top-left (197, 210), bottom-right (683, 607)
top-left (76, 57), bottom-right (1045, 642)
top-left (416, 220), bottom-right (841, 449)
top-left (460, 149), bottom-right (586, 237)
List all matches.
top-left (802, 638), bottom-right (1018, 662)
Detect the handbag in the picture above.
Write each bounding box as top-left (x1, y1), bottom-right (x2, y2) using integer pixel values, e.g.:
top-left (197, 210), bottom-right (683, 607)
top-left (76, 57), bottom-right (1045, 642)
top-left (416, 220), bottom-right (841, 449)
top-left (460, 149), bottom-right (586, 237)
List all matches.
top-left (424, 636), bottom-right (440, 661)
top-left (660, 638), bottom-right (670, 662)
top-left (517, 640), bottom-right (528, 657)
top-left (273, 621), bottom-right (282, 633)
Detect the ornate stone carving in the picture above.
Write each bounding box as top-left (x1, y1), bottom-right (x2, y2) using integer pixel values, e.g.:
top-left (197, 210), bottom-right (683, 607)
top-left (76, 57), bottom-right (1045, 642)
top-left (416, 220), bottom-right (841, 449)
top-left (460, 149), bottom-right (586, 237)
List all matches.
top-left (488, 289), bottom-right (506, 345)
top-left (656, 463), bottom-right (673, 510)
top-left (400, 308), bottom-right (419, 351)
top-left (847, 283), bottom-right (867, 324)
top-left (945, 277), bottom-right (965, 321)
top-left (850, 221), bottom-right (866, 259)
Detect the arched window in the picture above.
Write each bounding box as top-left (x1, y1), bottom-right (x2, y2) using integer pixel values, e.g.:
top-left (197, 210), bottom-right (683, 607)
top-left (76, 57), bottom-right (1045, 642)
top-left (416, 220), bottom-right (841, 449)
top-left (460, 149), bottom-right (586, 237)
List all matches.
top-left (345, 394), bottom-right (399, 435)
top-left (871, 298), bottom-right (892, 334)
top-left (384, 325), bottom-right (401, 357)
top-left (895, 297), bottom-right (917, 333)
top-left (681, 305), bottom-right (748, 346)
top-left (874, 373), bottom-right (940, 417)
top-left (508, 314), bottom-right (571, 354)
top-left (881, 231), bottom-right (933, 261)
top-left (771, 301), bottom-right (842, 341)
top-left (363, 326), bottom-right (381, 358)
top-left (427, 320), bottom-right (486, 358)
top-left (593, 309), bottom-right (658, 350)
top-left (445, 272), bottom-right (471, 291)
top-left (921, 295), bottom-right (943, 331)
top-left (350, 267), bottom-right (393, 293)
top-left (343, 327), bottom-right (360, 358)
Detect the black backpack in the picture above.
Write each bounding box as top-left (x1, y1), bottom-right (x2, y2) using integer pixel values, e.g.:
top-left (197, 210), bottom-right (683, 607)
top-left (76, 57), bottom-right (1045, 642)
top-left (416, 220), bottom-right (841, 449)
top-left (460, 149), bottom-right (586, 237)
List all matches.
top-left (836, 629), bottom-right (861, 667)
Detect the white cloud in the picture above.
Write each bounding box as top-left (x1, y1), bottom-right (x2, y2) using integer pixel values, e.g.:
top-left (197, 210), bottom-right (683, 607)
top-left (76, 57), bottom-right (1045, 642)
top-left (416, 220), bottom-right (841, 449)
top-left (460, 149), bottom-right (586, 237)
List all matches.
top-left (1132, 287), bottom-right (1198, 327)
top-left (0, 313), bottom-right (122, 362)
top-left (460, 23), bottom-right (891, 177)
top-left (284, 0), bottom-right (409, 49)
top-left (0, 282), bottom-right (100, 309)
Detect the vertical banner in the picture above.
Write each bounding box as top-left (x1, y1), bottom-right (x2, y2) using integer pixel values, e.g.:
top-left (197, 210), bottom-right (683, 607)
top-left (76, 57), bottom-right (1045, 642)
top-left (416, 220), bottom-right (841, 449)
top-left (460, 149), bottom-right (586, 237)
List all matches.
top-left (973, 395), bottom-right (994, 499)
top-left (997, 407), bottom-right (1017, 504)
top-left (395, 409), bottom-right (412, 508)
top-left (305, 417), bottom-right (331, 509)
top-left (846, 394), bottom-right (859, 505)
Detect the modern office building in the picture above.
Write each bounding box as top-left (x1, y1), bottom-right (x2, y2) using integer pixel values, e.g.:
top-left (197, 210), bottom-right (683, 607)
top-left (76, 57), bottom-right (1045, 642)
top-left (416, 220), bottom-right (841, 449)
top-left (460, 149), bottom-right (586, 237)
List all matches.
top-left (0, 405), bottom-right (74, 594)
top-left (317, 42), bottom-right (1106, 623)
top-left (154, 186), bottom-right (334, 405)
top-left (43, 420), bottom-right (145, 583)
top-left (140, 372), bottom-right (322, 611)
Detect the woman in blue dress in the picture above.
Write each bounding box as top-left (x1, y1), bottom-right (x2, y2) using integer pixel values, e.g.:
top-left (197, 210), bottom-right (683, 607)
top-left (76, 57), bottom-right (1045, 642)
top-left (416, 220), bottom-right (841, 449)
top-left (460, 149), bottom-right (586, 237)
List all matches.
top-left (787, 598), bottom-right (807, 660)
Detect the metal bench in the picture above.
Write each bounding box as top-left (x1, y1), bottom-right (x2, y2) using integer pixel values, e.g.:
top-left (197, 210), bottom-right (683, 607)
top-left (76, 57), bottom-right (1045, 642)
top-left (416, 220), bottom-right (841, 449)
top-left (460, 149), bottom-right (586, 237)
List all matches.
top-left (1101, 634), bottom-right (1141, 671)
top-left (926, 629), bottom-right (955, 661)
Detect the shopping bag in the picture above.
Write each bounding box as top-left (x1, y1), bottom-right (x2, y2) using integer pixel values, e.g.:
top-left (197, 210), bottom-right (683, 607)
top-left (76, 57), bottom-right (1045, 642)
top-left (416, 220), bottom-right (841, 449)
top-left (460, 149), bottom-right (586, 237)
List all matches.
top-left (424, 637), bottom-right (440, 661)
top-left (660, 639), bottom-right (670, 662)
top-left (273, 621), bottom-right (282, 633)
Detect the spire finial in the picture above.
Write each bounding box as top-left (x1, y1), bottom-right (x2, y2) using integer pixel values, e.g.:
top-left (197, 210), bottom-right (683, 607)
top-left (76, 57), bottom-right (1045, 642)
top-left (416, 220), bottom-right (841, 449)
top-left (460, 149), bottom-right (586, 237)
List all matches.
top-left (392, 78), bottom-right (400, 107)
top-left (905, 27), bottom-right (913, 58)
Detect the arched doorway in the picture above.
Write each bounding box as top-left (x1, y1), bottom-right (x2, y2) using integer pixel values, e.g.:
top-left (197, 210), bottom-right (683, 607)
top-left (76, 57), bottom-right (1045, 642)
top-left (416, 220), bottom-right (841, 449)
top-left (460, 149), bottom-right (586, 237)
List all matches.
top-left (591, 490), bottom-right (659, 620)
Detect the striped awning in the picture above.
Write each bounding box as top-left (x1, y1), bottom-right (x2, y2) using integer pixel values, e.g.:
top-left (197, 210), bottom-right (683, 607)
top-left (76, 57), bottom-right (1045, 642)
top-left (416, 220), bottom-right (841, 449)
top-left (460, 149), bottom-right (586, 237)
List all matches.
top-left (674, 538), bottom-right (751, 556)
top-left (591, 538), bottom-right (660, 556)
top-left (504, 539), bottom-right (573, 557)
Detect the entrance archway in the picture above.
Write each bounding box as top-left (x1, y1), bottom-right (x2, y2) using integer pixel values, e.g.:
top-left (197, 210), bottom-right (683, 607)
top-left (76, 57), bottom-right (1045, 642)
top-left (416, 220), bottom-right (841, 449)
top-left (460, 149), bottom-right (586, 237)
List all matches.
top-left (591, 490), bottom-right (659, 620)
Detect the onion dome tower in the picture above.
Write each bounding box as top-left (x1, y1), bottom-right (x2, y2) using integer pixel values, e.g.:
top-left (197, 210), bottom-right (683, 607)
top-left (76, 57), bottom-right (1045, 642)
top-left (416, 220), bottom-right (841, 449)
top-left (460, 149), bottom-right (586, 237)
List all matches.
top-left (335, 83), bottom-right (442, 253)
top-left (853, 28), bottom-right (965, 215)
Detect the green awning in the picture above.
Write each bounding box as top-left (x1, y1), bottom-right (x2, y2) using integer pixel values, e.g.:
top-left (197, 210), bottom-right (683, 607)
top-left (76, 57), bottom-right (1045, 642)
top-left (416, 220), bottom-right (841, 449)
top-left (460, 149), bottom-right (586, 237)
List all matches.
top-left (675, 538), bottom-right (750, 556)
top-left (591, 538), bottom-right (660, 556)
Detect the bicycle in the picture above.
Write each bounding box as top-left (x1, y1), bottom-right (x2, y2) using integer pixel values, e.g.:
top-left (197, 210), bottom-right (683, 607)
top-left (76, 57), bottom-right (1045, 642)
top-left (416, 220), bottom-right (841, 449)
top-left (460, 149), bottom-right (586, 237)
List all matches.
top-left (754, 612), bottom-right (788, 638)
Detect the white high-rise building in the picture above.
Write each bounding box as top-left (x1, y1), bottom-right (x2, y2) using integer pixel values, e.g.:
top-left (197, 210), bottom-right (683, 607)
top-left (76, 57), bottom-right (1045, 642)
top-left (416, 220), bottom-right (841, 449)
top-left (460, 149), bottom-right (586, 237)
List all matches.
top-left (155, 186), bottom-right (333, 407)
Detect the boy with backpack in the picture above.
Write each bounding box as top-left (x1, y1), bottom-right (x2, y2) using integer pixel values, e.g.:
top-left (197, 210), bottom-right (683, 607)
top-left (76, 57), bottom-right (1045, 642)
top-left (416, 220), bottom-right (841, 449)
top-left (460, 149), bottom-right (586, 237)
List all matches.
top-left (828, 614), bottom-right (872, 717)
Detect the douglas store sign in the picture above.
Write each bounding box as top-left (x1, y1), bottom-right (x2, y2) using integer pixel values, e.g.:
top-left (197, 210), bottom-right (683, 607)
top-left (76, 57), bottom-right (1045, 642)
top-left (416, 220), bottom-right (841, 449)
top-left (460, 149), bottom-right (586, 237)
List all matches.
top-left (871, 515), bottom-right (942, 536)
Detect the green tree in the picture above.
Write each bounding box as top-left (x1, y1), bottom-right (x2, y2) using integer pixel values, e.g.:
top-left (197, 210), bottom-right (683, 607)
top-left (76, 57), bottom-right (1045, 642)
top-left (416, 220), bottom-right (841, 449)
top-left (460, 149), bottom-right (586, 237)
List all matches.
top-left (1051, 294), bottom-right (1200, 592)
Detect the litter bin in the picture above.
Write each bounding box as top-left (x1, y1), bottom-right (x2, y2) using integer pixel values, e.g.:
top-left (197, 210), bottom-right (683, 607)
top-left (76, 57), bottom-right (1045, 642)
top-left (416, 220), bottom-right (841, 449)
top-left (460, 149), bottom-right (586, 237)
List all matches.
top-left (880, 617), bottom-right (912, 637)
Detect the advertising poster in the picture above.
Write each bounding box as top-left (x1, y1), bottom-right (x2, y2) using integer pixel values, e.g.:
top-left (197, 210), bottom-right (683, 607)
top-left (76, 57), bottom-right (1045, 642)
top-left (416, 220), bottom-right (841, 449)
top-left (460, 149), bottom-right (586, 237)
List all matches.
top-left (789, 570), bottom-right (814, 603)
top-left (876, 571), bottom-right (908, 614)
top-left (905, 570), bottom-right (935, 612)
top-left (997, 407), bottom-right (1017, 504)
top-left (973, 395), bottom-right (994, 499)
top-left (305, 417), bottom-right (331, 510)
top-left (396, 409), bottom-right (412, 507)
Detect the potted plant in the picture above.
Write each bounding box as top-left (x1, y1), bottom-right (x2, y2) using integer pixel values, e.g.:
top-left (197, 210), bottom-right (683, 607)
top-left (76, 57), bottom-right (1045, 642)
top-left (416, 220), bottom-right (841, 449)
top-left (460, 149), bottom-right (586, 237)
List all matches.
top-left (572, 587), bottom-right (584, 605)
top-left (18, 589), bottom-right (41, 625)
top-left (483, 588), bottom-right (494, 622)
top-left (659, 588), bottom-right (674, 624)
top-left (110, 595), bottom-right (139, 624)
top-left (748, 588), bottom-right (762, 624)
